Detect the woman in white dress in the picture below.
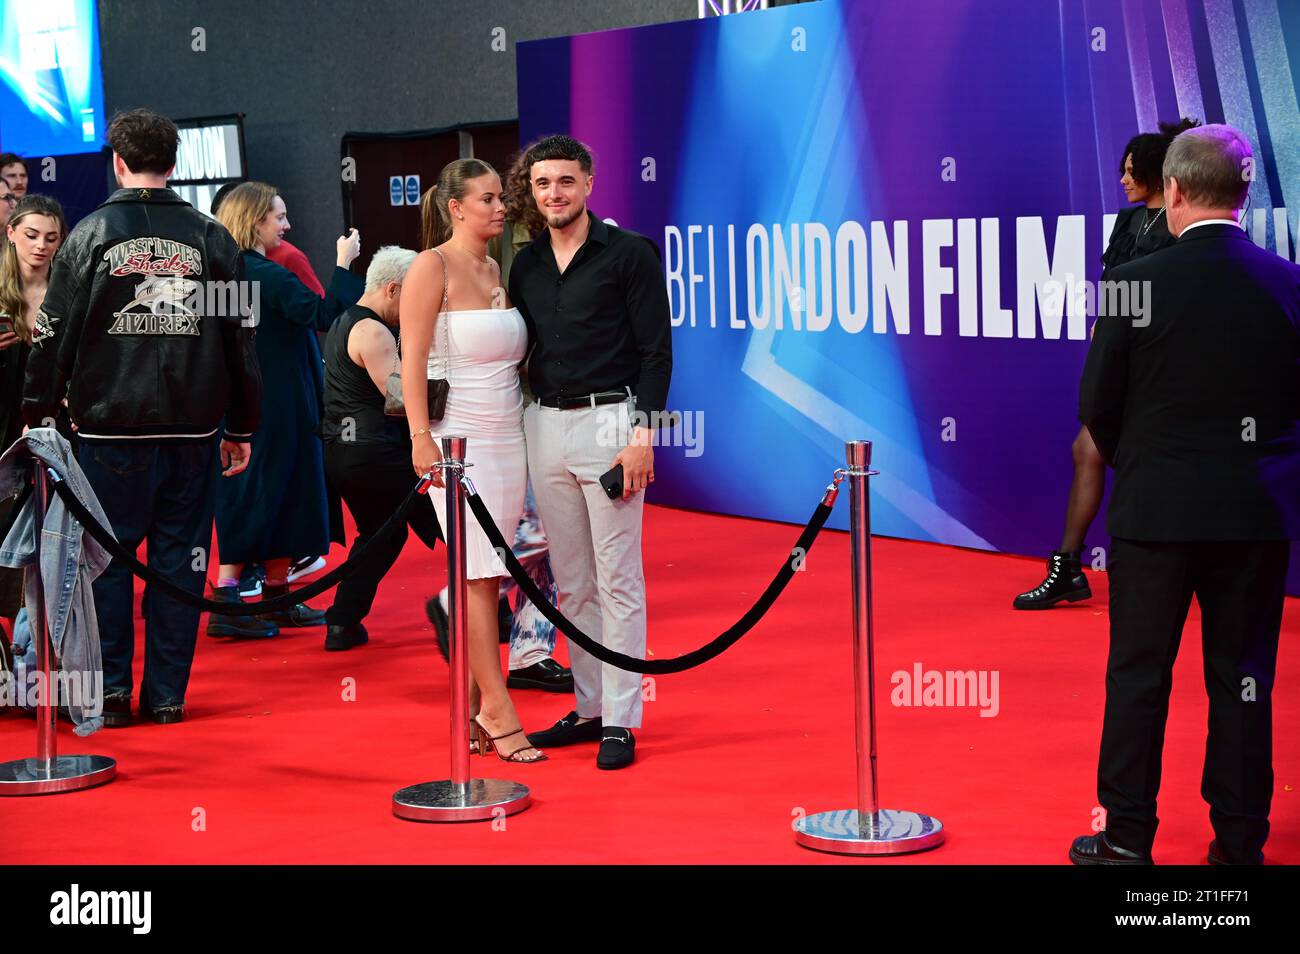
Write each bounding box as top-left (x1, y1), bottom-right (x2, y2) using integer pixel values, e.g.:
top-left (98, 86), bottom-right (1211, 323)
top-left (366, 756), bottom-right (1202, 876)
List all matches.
top-left (400, 159), bottom-right (543, 763)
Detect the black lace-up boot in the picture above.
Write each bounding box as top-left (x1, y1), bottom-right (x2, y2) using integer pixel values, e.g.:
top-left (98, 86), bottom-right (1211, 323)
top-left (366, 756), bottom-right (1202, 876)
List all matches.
top-left (1013, 551), bottom-right (1091, 609)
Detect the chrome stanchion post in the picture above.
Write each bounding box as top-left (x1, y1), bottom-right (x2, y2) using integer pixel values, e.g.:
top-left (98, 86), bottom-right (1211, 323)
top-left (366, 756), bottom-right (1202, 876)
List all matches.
top-left (446, 437), bottom-right (472, 797)
top-left (0, 464), bottom-right (116, 795)
top-left (393, 436), bottom-right (531, 822)
top-left (794, 440), bottom-right (944, 854)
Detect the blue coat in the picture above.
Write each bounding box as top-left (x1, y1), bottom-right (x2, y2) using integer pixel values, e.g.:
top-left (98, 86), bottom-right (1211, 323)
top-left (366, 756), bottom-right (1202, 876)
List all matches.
top-left (215, 251), bottom-right (362, 564)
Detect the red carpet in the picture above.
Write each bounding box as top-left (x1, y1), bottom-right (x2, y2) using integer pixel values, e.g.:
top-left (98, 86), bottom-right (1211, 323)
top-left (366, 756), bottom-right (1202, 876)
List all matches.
top-left (2, 503), bottom-right (1297, 864)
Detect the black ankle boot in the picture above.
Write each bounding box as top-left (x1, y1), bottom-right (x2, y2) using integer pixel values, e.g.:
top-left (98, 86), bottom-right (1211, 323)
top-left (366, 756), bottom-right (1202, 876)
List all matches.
top-left (102, 692), bottom-right (133, 728)
top-left (1013, 551), bottom-right (1091, 609)
top-left (206, 585), bottom-right (280, 639)
top-left (259, 583), bottom-right (327, 628)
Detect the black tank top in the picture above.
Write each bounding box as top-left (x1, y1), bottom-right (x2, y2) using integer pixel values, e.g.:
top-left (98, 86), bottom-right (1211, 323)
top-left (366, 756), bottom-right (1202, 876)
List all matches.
top-left (321, 305), bottom-right (406, 447)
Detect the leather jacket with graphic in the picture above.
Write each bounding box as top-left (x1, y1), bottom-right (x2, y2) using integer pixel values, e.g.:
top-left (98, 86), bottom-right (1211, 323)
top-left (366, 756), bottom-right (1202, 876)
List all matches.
top-left (22, 187), bottom-right (262, 442)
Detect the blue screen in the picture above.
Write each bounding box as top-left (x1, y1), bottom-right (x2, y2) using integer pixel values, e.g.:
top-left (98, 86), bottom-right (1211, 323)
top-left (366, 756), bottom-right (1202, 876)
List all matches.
top-left (0, 0), bottom-right (106, 157)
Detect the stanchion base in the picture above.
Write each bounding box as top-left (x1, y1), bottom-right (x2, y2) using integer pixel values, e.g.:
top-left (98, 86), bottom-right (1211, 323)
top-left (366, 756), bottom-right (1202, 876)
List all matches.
top-left (392, 778), bottom-right (531, 822)
top-left (794, 809), bottom-right (944, 855)
top-left (0, 755), bottom-right (117, 795)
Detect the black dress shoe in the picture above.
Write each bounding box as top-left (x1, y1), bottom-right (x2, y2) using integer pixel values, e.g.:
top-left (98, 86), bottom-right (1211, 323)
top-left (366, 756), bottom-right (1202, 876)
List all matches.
top-left (141, 704), bottom-right (184, 725)
top-left (102, 692), bottom-right (133, 728)
top-left (597, 727), bottom-right (636, 770)
top-left (1014, 551), bottom-right (1091, 609)
top-left (1208, 840), bottom-right (1264, 866)
top-left (206, 585), bottom-right (279, 639)
top-left (259, 583), bottom-right (327, 627)
top-left (1069, 832), bottom-right (1152, 865)
top-left (526, 710), bottom-right (603, 747)
top-left (325, 622), bottom-right (369, 652)
top-left (426, 596), bottom-right (450, 661)
top-left (508, 658), bottom-right (574, 692)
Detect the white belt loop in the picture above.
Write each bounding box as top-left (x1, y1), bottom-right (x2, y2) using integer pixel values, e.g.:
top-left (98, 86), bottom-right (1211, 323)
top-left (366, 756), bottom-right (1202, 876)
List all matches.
top-left (589, 393), bottom-right (597, 408)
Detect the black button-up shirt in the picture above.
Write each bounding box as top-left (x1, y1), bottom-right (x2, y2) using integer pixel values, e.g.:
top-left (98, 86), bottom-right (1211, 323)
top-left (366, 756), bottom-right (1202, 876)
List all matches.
top-left (508, 212), bottom-right (672, 416)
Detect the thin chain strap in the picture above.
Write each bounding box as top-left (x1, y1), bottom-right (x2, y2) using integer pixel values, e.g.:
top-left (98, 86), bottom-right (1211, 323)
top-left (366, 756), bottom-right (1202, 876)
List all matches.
top-left (430, 247), bottom-right (450, 378)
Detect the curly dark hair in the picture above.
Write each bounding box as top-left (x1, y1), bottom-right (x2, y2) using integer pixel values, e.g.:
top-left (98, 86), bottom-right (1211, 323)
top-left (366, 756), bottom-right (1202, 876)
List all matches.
top-left (1120, 117), bottom-right (1202, 192)
top-left (502, 142), bottom-right (548, 239)
top-left (107, 108), bottom-right (179, 175)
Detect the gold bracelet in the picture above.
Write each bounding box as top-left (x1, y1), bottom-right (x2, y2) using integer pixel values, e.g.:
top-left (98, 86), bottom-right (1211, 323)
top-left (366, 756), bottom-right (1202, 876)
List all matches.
top-left (411, 427), bottom-right (431, 439)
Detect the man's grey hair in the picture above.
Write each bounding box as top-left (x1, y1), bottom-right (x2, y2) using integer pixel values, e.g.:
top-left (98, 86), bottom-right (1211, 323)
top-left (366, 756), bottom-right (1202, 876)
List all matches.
top-left (364, 245), bottom-right (418, 294)
top-left (1162, 124), bottom-right (1253, 209)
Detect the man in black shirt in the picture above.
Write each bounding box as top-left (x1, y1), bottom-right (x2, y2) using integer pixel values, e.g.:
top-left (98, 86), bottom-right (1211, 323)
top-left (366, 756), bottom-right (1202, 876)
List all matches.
top-left (509, 135), bottom-right (672, 769)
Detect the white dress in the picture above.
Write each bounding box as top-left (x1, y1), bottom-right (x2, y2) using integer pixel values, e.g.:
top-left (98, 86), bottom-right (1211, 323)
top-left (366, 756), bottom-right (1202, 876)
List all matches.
top-left (427, 308), bottom-right (529, 579)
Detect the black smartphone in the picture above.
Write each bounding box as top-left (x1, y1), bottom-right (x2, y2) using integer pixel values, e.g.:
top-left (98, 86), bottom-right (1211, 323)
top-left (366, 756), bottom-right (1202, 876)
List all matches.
top-left (599, 463), bottom-right (624, 500)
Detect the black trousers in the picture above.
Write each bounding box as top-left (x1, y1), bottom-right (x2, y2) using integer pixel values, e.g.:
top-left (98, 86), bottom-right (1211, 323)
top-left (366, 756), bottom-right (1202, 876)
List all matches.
top-left (1099, 537), bottom-right (1289, 860)
top-left (324, 440), bottom-right (443, 628)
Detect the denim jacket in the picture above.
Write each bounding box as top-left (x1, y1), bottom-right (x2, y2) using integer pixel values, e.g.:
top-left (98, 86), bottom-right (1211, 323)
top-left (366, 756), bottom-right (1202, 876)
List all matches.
top-left (0, 429), bottom-right (112, 735)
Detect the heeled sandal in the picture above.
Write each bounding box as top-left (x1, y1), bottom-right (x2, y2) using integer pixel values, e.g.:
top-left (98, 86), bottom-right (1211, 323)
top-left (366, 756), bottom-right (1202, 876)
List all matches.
top-left (473, 715), bottom-right (548, 763)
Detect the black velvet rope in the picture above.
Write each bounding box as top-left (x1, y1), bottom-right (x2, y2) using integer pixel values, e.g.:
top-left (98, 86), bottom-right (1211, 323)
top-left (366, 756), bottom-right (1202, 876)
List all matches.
top-left (45, 470), bottom-right (425, 615)
top-left (465, 487), bottom-right (835, 674)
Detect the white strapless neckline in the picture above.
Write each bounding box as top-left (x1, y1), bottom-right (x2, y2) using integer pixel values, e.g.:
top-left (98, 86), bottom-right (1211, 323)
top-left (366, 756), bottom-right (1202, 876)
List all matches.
top-left (438, 307), bottom-right (522, 315)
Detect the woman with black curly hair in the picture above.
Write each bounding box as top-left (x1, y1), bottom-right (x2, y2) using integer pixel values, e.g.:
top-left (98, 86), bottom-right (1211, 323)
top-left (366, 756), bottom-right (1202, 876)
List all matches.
top-left (1014, 118), bottom-right (1200, 610)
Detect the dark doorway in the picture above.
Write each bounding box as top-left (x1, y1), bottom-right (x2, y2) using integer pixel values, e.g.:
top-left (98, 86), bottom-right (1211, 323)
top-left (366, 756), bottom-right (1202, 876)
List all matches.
top-left (341, 121), bottom-right (519, 273)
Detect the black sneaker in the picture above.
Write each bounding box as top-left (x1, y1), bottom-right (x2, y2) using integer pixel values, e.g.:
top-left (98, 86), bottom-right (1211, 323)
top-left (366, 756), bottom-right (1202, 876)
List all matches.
top-left (325, 622), bottom-right (369, 652)
top-left (508, 658), bottom-right (575, 692)
top-left (258, 583), bottom-right (327, 628)
top-left (206, 585), bottom-right (279, 639)
top-left (287, 555), bottom-right (327, 583)
top-left (596, 727), bottom-right (636, 770)
top-left (1013, 551), bottom-right (1091, 609)
top-left (239, 563), bottom-right (266, 599)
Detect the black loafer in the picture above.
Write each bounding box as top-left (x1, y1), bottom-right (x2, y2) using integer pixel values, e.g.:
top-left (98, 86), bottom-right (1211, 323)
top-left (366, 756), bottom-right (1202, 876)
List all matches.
top-left (259, 584), bottom-right (327, 628)
top-left (1069, 832), bottom-right (1152, 865)
top-left (596, 727), bottom-right (636, 770)
top-left (1208, 840), bottom-right (1264, 866)
top-left (508, 658), bottom-right (575, 692)
top-left (102, 693), bottom-right (133, 729)
top-left (526, 710), bottom-right (603, 747)
top-left (325, 622), bottom-right (369, 652)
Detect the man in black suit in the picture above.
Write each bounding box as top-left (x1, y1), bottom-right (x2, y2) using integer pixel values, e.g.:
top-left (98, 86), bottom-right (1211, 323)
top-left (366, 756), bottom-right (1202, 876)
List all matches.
top-left (1070, 124), bottom-right (1300, 865)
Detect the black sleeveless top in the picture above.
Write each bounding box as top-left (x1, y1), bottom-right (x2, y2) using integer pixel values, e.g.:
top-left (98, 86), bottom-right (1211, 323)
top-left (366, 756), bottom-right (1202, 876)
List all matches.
top-left (321, 305), bottom-right (406, 447)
